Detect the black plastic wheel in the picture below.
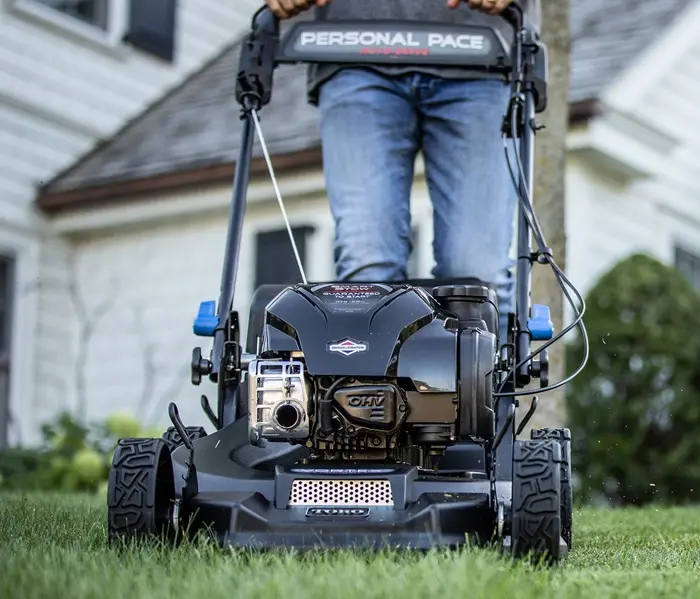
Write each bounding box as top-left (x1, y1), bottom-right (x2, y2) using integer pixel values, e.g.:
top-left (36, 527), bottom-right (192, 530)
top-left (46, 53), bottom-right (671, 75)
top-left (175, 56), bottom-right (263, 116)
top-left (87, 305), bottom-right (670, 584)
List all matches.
top-left (511, 439), bottom-right (563, 562)
top-left (531, 427), bottom-right (573, 549)
top-left (107, 438), bottom-right (175, 543)
top-left (162, 426), bottom-right (207, 454)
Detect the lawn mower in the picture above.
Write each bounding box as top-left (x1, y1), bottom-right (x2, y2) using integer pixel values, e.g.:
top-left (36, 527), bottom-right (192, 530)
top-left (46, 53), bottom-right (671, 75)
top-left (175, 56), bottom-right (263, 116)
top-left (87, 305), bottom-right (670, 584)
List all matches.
top-left (106, 2), bottom-right (588, 562)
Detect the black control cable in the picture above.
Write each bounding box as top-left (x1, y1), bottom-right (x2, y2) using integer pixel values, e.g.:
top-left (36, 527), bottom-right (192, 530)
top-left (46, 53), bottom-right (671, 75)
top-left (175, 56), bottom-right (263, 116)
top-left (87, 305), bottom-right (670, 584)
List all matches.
top-left (494, 76), bottom-right (589, 398)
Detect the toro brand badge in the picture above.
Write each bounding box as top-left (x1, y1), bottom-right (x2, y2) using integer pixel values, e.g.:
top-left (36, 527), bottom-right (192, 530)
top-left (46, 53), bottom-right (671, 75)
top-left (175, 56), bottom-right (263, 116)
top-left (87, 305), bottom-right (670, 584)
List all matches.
top-left (327, 338), bottom-right (369, 357)
top-left (305, 507), bottom-right (371, 518)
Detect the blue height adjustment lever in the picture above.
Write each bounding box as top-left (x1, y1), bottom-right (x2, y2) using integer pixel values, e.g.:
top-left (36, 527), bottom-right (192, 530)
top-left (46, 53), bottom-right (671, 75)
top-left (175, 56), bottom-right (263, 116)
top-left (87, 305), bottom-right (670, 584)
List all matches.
top-left (527, 304), bottom-right (554, 341)
top-left (193, 300), bottom-right (218, 337)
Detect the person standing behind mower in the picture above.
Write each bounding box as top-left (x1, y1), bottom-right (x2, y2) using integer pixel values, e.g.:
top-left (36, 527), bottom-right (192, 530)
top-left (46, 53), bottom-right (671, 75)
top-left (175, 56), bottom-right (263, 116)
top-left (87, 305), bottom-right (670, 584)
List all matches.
top-left (264, 0), bottom-right (541, 342)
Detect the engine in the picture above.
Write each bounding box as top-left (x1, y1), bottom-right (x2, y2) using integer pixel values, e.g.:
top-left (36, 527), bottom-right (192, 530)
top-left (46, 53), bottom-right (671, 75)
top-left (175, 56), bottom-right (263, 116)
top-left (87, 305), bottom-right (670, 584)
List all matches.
top-left (248, 283), bottom-right (500, 467)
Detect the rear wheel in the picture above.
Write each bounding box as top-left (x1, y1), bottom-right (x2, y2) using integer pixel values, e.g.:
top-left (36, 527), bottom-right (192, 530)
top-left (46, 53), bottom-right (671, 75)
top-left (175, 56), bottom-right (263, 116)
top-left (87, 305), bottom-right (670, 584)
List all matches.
top-left (531, 427), bottom-right (573, 549)
top-left (511, 439), bottom-right (564, 562)
top-left (107, 438), bottom-right (175, 544)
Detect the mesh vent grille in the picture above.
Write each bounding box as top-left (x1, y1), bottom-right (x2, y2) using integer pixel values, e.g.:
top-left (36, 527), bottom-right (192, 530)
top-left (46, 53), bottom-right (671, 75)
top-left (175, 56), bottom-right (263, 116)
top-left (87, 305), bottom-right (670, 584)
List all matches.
top-left (288, 479), bottom-right (394, 506)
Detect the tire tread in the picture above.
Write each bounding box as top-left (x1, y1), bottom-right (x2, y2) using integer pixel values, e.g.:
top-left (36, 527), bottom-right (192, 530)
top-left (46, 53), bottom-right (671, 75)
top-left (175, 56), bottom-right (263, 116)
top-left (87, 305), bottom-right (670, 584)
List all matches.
top-left (531, 427), bottom-right (573, 549)
top-left (107, 438), bottom-right (174, 542)
top-left (512, 439), bottom-right (563, 561)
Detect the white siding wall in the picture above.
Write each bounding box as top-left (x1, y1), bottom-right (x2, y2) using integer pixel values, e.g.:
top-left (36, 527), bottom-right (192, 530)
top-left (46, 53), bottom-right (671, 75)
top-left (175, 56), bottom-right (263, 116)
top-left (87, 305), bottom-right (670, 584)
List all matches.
top-left (0, 0), bottom-right (263, 444)
top-left (0, 0), bottom-right (260, 227)
top-left (630, 35), bottom-right (700, 259)
top-left (565, 34), bottom-right (700, 305)
top-left (44, 187), bottom-right (338, 435)
top-left (564, 156), bottom-right (666, 296)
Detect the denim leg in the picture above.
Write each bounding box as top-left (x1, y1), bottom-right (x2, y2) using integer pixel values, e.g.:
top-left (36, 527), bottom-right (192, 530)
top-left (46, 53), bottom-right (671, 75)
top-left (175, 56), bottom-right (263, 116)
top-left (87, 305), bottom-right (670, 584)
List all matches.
top-left (419, 78), bottom-right (517, 341)
top-left (317, 69), bottom-right (419, 282)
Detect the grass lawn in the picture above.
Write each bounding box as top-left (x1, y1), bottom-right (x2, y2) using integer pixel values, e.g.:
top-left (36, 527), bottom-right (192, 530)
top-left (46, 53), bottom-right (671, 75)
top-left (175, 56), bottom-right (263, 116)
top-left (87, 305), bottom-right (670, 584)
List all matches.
top-left (1, 493), bottom-right (699, 599)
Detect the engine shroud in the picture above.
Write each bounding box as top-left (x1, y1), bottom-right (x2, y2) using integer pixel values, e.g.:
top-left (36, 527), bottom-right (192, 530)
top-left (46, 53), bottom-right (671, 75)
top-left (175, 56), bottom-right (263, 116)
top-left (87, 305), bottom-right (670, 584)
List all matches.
top-left (260, 283), bottom-right (457, 386)
top-left (249, 283), bottom-right (499, 458)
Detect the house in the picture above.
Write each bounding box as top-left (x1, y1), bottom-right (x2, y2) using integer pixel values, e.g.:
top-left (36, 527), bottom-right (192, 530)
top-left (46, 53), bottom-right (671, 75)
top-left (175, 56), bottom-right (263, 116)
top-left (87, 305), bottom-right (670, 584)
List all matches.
top-left (0, 0), bottom-right (274, 447)
top-left (11, 0), bottom-right (700, 445)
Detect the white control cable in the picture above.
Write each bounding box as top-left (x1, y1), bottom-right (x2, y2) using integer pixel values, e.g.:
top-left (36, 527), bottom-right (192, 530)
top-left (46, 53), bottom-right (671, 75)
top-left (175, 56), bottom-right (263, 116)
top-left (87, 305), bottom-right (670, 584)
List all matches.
top-left (250, 108), bottom-right (308, 285)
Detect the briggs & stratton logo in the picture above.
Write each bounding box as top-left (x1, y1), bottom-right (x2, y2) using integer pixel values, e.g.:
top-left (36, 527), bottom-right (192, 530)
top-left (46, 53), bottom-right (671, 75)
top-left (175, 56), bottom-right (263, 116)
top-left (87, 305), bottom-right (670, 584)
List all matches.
top-left (305, 507), bottom-right (371, 518)
top-left (327, 338), bottom-right (368, 357)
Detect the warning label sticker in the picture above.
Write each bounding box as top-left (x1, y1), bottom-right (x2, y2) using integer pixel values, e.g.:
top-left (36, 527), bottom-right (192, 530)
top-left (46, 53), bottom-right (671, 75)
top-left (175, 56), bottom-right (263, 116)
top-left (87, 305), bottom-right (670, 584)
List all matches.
top-left (312, 284), bottom-right (392, 313)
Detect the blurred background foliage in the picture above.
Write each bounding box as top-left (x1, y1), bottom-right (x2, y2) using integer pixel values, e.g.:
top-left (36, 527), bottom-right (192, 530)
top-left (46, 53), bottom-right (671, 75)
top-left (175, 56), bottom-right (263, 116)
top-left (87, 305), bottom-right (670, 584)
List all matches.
top-left (566, 252), bottom-right (700, 507)
top-left (0, 411), bottom-right (161, 494)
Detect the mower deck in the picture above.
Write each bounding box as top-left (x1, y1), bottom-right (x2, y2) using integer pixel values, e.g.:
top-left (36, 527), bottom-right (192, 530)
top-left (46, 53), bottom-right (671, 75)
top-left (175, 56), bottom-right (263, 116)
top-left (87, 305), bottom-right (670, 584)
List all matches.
top-left (170, 419), bottom-right (497, 550)
top-left (186, 492), bottom-right (493, 550)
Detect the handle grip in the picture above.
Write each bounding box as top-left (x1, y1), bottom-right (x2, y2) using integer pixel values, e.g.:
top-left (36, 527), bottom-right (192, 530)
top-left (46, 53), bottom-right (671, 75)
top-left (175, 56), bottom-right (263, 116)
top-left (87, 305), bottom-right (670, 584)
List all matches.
top-left (500, 2), bottom-right (524, 30)
top-left (253, 1), bottom-right (524, 32)
top-left (251, 4), bottom-right (280, 36)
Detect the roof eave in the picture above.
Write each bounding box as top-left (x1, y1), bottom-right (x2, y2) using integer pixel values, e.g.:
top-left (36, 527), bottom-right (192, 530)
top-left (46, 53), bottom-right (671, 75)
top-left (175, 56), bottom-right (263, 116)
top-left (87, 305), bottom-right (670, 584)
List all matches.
top-left (36, 99), bottom-right (602, 215)
top-left (36, 147), bottom-right (323, 214)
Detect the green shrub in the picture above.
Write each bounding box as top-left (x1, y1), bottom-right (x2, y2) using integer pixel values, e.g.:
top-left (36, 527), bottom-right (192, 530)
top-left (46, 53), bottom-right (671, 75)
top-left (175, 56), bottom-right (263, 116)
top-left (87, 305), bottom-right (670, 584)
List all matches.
top-left (0, 411), bottom-right (162, 494)
top-left (566, 253), bottom-right (700, 506)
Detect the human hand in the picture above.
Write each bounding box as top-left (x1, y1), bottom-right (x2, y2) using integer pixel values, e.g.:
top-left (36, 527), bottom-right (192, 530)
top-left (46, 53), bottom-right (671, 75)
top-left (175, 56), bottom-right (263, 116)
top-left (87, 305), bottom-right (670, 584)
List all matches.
top-left (446, 0), bottom-right (514, 16)
top-left (265, 0), bottom-right (331, 20)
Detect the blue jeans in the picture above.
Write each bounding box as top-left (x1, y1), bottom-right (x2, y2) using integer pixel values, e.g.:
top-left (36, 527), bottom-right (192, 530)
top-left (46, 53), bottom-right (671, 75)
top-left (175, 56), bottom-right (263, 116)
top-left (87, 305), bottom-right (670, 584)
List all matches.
top-left (317, 69), bottom-right (517, 341)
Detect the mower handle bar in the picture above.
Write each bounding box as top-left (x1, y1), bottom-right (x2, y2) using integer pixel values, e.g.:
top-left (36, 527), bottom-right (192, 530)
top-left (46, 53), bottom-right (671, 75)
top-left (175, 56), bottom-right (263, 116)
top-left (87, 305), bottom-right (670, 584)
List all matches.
top-left (253, 1), bottom-right (524, 37)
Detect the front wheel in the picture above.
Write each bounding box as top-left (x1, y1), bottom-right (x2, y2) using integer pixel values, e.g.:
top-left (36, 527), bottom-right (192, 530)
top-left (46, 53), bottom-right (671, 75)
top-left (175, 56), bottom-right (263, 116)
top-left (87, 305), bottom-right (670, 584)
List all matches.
top-left (531, 427), bottom-right (573, 550)
top-left (511, 439), bottom-right (564, 563)
top-left (107, 438), bottom-right (176, 544)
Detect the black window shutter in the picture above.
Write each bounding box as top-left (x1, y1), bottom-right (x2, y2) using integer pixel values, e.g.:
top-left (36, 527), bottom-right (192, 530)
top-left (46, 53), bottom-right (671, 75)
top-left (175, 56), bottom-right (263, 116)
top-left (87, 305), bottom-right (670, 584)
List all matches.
top-left (0, 255), bottom-right (14, 354)
top-left (124, 0), bottom-right (177, 62)
top-left (255, 227), bottom-right (313, 288)
top-left (0, 254), bottom-right (14, 450)
top-left (675, 246), bottom-right (700, 290)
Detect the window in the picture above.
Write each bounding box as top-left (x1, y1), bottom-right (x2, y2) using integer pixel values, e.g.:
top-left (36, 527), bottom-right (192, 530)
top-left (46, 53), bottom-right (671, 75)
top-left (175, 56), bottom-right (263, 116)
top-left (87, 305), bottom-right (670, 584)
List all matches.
top-left (33, 0), bottom-right (109, 30)
top-left (123, 0), bottom-right (177, 62)
top-left (14, 0), bottom-right (177, 62)
top-left (674, 246), bottom-right (700, 290)
top-left (0, 256), bottom-right (14, 450)
top-left (255, 226), bottom-right (314, 289)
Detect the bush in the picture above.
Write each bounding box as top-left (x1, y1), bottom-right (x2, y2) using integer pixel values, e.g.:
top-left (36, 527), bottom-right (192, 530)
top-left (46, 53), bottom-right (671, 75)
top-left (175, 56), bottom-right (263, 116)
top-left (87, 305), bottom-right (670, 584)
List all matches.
top-left (566, 253), bottom-right (700, 506)
top-left (0, 411), bottom-right (163, 494)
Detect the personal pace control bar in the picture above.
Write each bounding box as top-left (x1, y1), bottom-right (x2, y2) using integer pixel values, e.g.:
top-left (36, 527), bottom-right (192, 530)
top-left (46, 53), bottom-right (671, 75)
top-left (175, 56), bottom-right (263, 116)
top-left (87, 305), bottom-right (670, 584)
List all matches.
top-left (278, 21), bottom-right (509, 66)
top-left (298, 29), bottom-right (489, 51)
